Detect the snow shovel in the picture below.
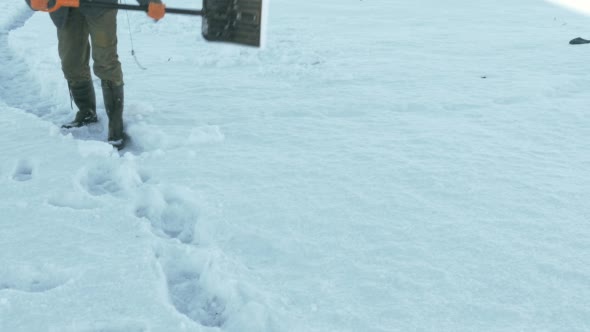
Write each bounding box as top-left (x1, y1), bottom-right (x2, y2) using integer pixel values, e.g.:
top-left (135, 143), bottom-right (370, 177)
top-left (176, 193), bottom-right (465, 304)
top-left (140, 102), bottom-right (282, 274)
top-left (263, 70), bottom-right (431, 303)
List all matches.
top-left (29, 0), bottom-right (267, 47)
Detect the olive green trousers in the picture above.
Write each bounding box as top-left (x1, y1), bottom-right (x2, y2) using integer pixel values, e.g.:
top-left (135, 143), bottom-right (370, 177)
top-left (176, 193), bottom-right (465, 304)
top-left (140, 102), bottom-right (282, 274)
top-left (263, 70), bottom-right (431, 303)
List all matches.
top-left (57, 8), bottom-right (123, 85)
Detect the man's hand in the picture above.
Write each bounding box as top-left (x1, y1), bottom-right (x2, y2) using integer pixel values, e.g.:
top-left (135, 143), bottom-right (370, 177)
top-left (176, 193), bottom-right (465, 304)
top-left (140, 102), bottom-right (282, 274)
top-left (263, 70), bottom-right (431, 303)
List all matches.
top-left (147, 0), bottom-right (165, 20)
top-left (28, 0), bottom-right (79, 12)
top-left (30, 0), bottom-right (50, 10)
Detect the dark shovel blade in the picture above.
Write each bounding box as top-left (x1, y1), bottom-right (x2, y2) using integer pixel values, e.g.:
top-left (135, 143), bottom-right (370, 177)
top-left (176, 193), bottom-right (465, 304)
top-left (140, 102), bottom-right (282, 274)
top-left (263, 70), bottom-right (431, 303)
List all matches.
top-left (202, 0), bottom-right (265, 47)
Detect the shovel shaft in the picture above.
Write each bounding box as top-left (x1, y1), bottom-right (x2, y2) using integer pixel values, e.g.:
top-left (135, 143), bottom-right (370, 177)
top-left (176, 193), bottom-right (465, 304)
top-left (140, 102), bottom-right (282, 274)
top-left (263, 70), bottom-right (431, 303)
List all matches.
top-left (83, 1), bottom-right (204, 16)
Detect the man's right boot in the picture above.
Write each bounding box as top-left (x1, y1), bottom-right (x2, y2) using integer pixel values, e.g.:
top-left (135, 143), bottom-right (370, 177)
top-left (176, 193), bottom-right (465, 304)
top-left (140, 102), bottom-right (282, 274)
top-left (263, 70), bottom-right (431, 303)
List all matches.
top-left (102, 80), bottom-right (126, 150)
top-left (61, 80), bottom-right (98, 129)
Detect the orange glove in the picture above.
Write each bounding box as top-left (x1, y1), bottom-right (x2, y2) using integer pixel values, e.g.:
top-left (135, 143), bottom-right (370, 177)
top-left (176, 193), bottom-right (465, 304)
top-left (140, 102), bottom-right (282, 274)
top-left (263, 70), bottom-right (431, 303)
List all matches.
top-left (29, 0), bottom-right (79, 12)
top-left (30, 0), bottom-right (50, 11)
top-left (148, 2), bottom-right (166, 20)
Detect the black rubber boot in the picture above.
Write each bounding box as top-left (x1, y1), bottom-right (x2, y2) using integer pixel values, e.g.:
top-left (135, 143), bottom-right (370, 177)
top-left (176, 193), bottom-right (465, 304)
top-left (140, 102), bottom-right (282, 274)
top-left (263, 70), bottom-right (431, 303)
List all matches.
top-left (102, 80), bottom-right (126, 150)
top-left (62, 80), bottom-right (98, 129)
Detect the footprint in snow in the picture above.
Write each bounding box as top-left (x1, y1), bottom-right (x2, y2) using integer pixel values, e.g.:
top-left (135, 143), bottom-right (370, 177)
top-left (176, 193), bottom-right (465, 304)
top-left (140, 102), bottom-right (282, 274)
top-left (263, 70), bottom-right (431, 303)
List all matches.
top-left (135, 187), bottom-right (198, 244)
top-left (157, 248), bottom-right (228, 327)
top-left (76, 160), bottom-right (144, 196)
top-left (0, 264), bottom-right (69, 293)
top-left (166, 268), bottom-right (226, 327)
top-left (12, 159), bottom-right (34, 182)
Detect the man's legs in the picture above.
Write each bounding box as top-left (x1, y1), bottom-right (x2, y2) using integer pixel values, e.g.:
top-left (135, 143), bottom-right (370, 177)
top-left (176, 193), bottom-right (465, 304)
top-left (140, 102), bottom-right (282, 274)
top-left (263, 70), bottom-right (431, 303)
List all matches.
top-left (86, 9), bottom-right (123, 85)
top-left (87, 9), bottom-right (126, 149)
top-left (57, 9), bottom-right (97, 128)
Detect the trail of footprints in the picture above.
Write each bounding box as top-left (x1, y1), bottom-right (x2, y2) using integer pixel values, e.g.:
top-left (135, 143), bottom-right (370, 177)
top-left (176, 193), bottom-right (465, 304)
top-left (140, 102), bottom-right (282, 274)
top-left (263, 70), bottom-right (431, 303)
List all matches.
top-left (7, 156), bottom-right (230, 327)
top-left (76, 160), bottom-right (228, 327)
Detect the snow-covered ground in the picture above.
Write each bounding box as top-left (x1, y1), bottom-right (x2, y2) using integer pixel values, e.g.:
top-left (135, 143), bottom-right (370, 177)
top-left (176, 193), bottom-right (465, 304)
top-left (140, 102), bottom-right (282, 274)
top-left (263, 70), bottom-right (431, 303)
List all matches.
top-left (1, 0), bottom-right (590, 331)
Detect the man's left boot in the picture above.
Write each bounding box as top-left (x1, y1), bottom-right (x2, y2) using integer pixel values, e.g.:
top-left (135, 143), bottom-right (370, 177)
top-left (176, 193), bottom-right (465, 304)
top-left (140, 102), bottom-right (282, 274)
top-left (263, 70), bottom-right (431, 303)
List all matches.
top-left (62, 80), bottom-right (98, 129)
top-left (102, 80), bottom-right (127, 150)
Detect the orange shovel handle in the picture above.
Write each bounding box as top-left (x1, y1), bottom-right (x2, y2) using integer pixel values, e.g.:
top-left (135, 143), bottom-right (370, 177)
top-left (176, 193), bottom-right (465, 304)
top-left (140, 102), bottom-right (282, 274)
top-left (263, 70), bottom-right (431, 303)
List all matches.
top-left (30, 0), bottom-right (79, 13)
